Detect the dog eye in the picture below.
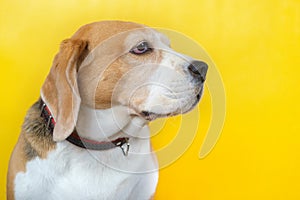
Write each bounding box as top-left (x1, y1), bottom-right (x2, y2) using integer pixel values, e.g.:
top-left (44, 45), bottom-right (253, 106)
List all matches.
top-left (130, 41), bottom-right (152, 55)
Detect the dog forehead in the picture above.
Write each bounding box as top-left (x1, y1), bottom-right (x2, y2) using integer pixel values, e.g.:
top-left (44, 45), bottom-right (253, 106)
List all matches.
top-left (124, 28), bottom-right (170, 47)
top-left (71, 21), bottom-right (147, 50)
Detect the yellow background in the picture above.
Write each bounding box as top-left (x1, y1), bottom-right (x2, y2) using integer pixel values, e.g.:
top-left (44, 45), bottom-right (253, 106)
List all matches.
top-left (1, 0), bottom-right (300, 199)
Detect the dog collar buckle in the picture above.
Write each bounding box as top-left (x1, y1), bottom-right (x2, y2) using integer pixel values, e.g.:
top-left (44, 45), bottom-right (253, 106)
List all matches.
top-left (116, 138), bottom-right (130, 156)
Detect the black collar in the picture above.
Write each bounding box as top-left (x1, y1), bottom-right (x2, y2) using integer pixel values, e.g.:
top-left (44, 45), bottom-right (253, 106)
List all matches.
top-left (39, 99), bottom-right (130, 156)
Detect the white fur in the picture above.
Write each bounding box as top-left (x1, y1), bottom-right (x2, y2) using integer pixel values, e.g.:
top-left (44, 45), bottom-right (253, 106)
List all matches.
top-left (76, 104), bottom-right (151, 140)
top-left (14, 106), bottom-right (158, 200)
top-left (141, 51), bottom-right (196, 115)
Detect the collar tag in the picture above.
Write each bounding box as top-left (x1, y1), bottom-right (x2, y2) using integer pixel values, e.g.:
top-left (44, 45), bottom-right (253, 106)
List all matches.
top-left (116, 139), bottom-right (130, 156)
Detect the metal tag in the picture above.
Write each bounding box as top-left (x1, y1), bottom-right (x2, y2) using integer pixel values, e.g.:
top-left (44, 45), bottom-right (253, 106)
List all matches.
top-left (119, 141), bottom-right (130, 156)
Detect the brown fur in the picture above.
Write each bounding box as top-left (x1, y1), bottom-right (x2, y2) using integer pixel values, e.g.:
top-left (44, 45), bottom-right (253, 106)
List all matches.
top-left (72, 21), bottom-right (147, 109)
top-left (94, 51), bottom-right (164, 109)
top-left (22, 101), bottom-right (56, 159)
top-left (7, 101), bottom-right (56, 200)
top-left (71, 21), bottom-right (145, 51)
top-left (41, 39), bottom-right (88, 141)
top-left (7, 132), bottom-right (26, 200)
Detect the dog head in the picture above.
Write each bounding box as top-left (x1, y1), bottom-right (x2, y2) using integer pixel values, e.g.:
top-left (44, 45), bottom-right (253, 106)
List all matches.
top-left (41, 21), bottom-right (208, 141)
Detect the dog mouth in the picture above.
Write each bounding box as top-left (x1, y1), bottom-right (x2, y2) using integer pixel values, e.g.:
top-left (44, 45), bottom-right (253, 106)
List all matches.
top-left (129, 86), bottom-right (204, 121)
top-left (133, 90), bottom-right (203, 121)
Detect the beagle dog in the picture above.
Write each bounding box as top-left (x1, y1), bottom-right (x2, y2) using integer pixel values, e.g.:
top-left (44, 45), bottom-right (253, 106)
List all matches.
top-left (7, 21), bottom-right (208, 200)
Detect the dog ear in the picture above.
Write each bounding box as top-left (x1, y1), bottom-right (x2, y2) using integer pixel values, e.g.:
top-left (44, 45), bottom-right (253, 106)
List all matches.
top-left (41, 39), bottom-right (88, 142)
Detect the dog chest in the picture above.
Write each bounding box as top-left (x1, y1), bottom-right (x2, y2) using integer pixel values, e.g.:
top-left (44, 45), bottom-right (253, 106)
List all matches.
top-left (14, 141), bottom-right (158, 200)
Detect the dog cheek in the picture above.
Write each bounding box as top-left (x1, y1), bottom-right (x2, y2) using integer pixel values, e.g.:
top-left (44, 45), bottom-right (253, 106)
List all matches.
top-left (115, 86), bottom-right (149, 110)
top-left (130, 93), bottom-right (149, 109)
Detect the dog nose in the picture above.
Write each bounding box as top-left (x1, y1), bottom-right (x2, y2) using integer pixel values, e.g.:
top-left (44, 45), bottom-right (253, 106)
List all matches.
top-left (187, 60), bottom-right (208, 82)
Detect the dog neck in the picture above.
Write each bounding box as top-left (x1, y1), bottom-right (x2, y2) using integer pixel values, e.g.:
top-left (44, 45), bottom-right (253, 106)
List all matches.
top-left (76, 104), bottom-right (148, 142)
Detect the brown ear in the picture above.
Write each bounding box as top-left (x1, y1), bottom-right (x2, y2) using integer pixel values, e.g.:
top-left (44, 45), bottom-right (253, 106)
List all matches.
top-left (41, 39), bottom-right (88, 142)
